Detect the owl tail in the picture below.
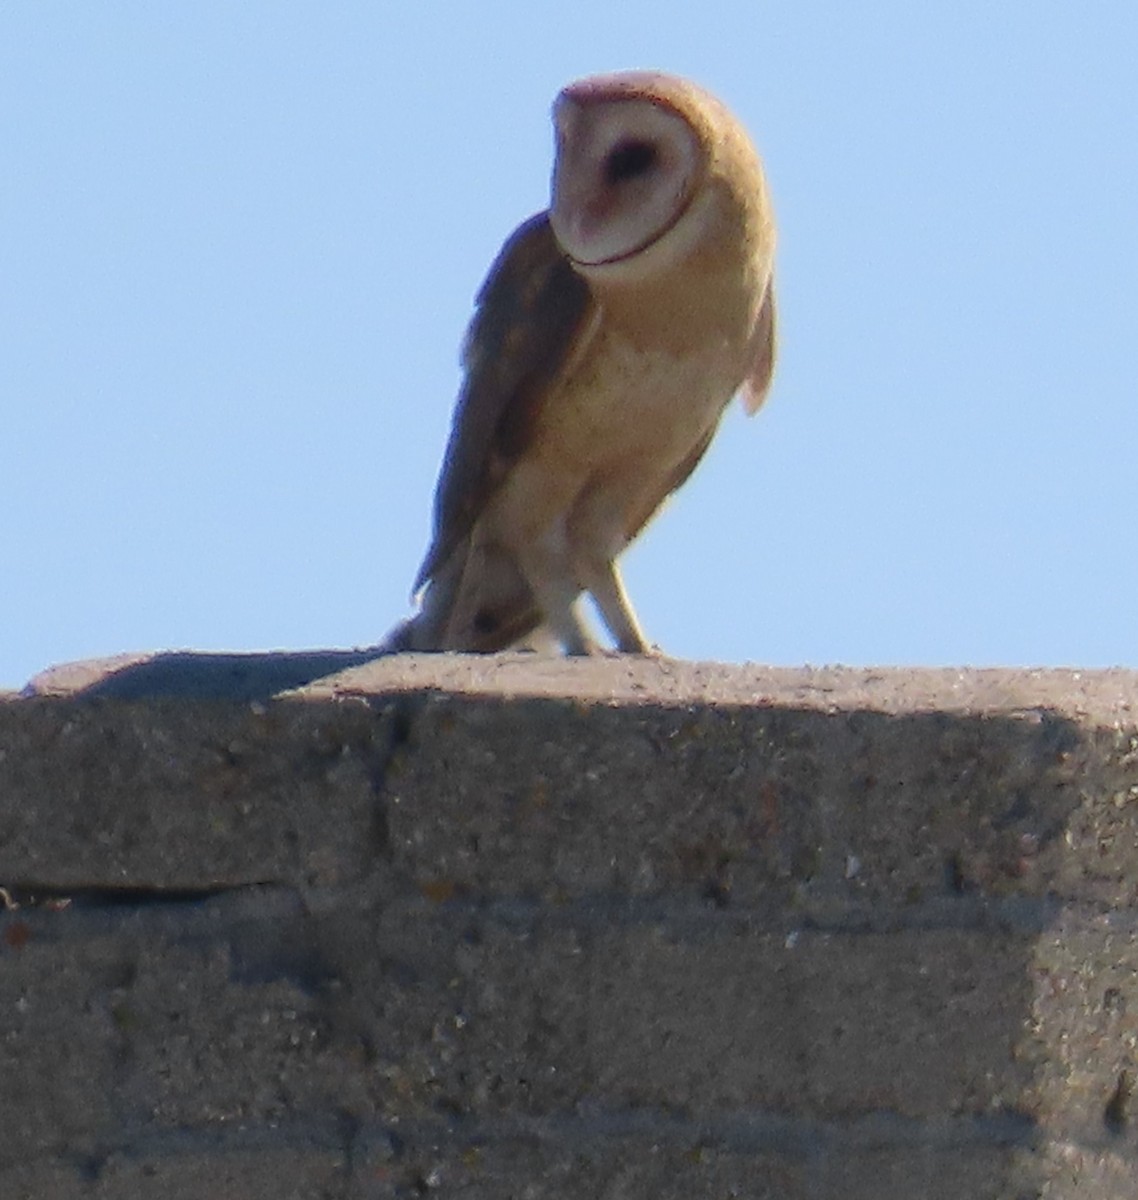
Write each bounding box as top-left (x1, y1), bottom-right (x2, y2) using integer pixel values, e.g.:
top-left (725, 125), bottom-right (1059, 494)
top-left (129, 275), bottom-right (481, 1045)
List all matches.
top-left (387, 536), bottom-right (543, 653)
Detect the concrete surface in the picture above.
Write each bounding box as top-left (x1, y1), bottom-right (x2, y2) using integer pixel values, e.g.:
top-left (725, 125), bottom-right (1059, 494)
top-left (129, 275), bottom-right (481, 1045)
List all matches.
top-left (3, 652), bottom-right (1138, 1197)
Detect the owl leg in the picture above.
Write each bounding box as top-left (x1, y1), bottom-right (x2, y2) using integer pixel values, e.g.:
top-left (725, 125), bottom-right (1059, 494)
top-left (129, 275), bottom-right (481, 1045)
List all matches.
top-left (512, 543), bottom-right (597, 655)
top-left (583, 558), bottom-right (651, 654)
top-left (531, 579), bottom-right (595, 656)
top-left (565, 505), bottom-right (651, 653)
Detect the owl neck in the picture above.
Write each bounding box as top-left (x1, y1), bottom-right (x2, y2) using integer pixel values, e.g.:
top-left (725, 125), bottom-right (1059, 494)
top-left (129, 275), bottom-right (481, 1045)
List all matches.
top-left (587, 247), bottom-right (764, 358)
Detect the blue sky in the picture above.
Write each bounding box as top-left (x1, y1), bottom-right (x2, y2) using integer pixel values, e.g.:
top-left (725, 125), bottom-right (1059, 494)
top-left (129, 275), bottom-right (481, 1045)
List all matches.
top-left (4, 4), bottom-right (1137, 687)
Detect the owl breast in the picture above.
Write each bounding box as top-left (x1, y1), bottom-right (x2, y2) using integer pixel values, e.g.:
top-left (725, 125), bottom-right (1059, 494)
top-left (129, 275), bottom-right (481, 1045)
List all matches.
top-left (481, 325), bottom-right (741, 566)
top-left (556, 333), bottom-right (734, 465)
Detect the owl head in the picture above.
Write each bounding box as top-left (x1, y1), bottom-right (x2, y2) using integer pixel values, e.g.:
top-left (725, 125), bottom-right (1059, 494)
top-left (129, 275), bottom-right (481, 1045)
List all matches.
top-left (548, 70), bottom-right (770, 284)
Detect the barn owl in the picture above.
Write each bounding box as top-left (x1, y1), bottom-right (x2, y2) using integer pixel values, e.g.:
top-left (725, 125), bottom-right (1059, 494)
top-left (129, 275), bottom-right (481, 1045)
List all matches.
top-left (389, 70), bottom-right (776, 656)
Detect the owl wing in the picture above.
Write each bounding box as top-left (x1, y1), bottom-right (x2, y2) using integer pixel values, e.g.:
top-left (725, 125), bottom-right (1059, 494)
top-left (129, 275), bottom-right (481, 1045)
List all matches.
top-left (413, 212), bottom-right (594, 594)
top-left (739, 273), bottom-right (778, 415)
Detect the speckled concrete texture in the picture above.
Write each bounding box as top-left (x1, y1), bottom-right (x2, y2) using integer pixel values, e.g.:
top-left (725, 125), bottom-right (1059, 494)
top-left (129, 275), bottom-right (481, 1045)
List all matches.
top-left (3, 653), bottom-right (1138, 1197)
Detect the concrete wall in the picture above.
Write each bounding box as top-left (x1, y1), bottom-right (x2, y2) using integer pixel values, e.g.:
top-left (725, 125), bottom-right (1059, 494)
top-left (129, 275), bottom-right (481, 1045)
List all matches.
top-left (3, 654), bottom-right (1138, 1198)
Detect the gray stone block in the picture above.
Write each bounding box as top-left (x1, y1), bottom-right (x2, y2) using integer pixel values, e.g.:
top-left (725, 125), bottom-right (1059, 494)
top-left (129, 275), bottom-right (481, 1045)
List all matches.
top-left (0, 940), bottom-right (118, 1168)
top-left (4, 656), bottom-right (1138, 1195)
top-left (93, 1144), bottom-right (348, 1200)
top-left (0, 699), bottom-right (388, 889)
top-left (0, 1162), bottom-right (91, 1200)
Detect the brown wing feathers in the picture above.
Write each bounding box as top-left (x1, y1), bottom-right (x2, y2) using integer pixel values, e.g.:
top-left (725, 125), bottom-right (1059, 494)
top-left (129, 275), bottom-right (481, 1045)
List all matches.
top-left (414, 214), bottom-right (592, 594)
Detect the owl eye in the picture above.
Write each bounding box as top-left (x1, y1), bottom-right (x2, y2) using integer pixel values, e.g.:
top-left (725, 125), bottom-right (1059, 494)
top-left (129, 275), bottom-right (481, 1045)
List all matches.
top-left (603, 139), bottom-right (658, 185)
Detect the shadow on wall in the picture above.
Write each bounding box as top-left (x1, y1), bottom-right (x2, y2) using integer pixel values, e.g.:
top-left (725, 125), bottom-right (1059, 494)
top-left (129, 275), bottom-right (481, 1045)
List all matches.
top-left (22, 647), bottom-right (390, 701)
